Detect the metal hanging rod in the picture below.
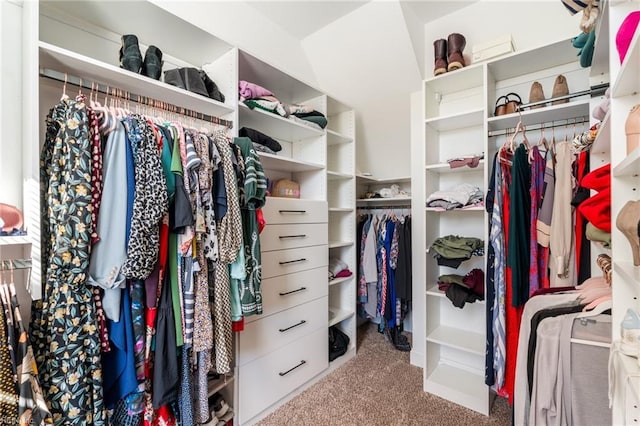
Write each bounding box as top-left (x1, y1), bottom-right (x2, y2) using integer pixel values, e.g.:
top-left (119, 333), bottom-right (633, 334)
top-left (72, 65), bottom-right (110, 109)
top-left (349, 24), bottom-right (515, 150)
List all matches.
top-left (40, 68), bottom-right (233, 129)
top-left (0, 259), bottom-right (31, 271)
top-left (517, 84), bottom-right (607, 110)
top-left (488, 116), bottom-right (590, 138)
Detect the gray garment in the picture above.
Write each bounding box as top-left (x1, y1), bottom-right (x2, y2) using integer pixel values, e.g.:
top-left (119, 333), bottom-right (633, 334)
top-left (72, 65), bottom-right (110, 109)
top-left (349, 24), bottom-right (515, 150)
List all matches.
top-left (363, 282), bottom-right (378, 318)
top-left (363, 216), bottom-right (378, 283)
top-left (537, 149), bottom-right (555, 247)
top-left (570, 314), bottom-right (612, 426)
top-left (516, 293), bottom-right (579, 426)
top-left (87, 119), bottom-right (128, 321)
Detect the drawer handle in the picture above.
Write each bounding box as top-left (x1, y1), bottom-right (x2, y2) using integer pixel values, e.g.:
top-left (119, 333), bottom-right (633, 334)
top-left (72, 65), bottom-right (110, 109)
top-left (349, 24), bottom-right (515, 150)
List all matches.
top-left (279, 209), bottom-right (307, 214)
top-left (279, 234), bottom-right (307, 239)
top-left (279, 320), bottom-right (307, 333)
top-left (279, 287), bottom-right (307, 296)
top-left (279, 258), bottom-right (307, 265)
top-left (278, 360), bottom-right (307, 377)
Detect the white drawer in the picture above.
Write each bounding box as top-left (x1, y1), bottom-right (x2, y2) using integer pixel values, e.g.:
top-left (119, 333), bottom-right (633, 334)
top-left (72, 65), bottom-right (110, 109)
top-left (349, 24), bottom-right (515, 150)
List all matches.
top-left (261, 223), bottom-right (327, 252)
top-left (238, 327), bottom-right (328, 423)
top-left (263, 197), bottom-right (328, 224)
top-left (239, 297), bottom-right (327, 365)
top-left (262, 245), bottom-right (327, 279)
top-left (247, 267), bottom-right (328, 324)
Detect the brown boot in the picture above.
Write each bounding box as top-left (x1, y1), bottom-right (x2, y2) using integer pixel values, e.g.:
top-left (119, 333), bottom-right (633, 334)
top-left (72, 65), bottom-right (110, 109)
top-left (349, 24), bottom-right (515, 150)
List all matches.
top-left (551, 75), bottom-right (569, 105)
top-left (447, 33), bottom-right (466, 71)
top-left (434, 39), bottom-right (448, 76)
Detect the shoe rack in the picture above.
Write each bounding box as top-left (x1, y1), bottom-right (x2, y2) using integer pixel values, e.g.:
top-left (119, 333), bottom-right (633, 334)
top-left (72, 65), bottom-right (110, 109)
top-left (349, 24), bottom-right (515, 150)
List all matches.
top-left (418, 37), bottom-right (593, 414)
top-left (596, 0), bottom-right (640, 424)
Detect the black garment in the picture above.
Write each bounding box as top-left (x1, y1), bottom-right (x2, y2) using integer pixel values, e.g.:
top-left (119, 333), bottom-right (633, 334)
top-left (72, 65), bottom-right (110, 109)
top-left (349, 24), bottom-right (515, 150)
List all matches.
top-left (395, 217), bottom-right (412, 301)
top-left (527, 304), bottom-right (586, 395)
top-left (153, 273), bottom-right (179, 408)
top-left (239, 127), bottom-right (282, 152)
top-left (292, 110), bottom-right (326, 119)
top-left (485, 153), bottom-right (498, 386)
top-left (444, 284), bottom-right (482, 308)
top-left (436, 256), bottom-right (467, 268)
top-left (572, 155), bottom-right (591, 285)
top-left (508, 144), bottom-right (532, 307)
top-left (356, 215), bottom-right (367, 274)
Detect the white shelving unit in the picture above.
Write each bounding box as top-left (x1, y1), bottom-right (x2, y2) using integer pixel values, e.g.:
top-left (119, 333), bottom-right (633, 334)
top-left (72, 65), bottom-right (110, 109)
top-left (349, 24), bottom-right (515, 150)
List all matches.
top-left (325, 95), bottom-right (358, 369)
top-left (605, 1), bottom-right (640, 424)
top-left (418, 34), bottom-right (594, 416)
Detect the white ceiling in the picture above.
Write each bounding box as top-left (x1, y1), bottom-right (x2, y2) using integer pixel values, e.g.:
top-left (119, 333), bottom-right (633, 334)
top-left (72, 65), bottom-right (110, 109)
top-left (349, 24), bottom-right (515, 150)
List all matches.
top-left (401, 0), bottom-right (479, 25)
top-left (244, 1), bottom-right (370, 39)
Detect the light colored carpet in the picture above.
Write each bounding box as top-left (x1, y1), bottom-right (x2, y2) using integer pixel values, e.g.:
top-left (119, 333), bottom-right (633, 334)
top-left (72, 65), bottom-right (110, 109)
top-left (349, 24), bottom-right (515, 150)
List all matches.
top-left (257, 323), bottom-right (511, 426)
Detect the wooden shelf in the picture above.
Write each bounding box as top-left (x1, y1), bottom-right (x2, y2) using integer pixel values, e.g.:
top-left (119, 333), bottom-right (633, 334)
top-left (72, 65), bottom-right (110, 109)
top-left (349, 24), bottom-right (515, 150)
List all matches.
top-left (328, 307), bottom-right (354, 327)
top-left (424, 363), bottom-right (488, 415)
top-left (487, 99), bottom-right (590, 132)
top-left (425, 109), bottom-right (484, 131)
top-left (425, 206), bottom-right (484, 212)
top-left (0, 236), bottom-right (31, 246)
top-left (426, 326), bottom-right (485, 355)
top-left (258, 152), bottom-right (324, 172)
top-left (591, 111), bottom-right (611, 154)
top-left (327, 171), bottom-right (353, 180)
top-left (39, 42), bottom-right (234, 119)
top-left (612, 24), bottom-right (640, 98)
top-left (329, 241), bottom-right (353, 249)
top-left (329, 276), bottom-right (353, 287)
top-left (327, 129), bottom-right (353, 145)
top-left (613, 146), bottom-right (640, 177)
top-left (239, 103), bottom-right (324, 142)
top-left (425, 160), bottom-right (484, 173)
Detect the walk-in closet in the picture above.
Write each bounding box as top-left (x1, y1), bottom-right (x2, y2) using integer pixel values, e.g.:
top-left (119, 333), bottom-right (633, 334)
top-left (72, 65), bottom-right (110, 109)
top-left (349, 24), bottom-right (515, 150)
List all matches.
top-left (0, 0), bottom-right (638, 425)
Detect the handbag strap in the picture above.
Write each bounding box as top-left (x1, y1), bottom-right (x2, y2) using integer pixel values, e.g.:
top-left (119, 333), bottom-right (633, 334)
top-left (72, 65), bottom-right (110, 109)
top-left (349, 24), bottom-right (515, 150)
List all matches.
top-left (495, 95), bottom-right (508, 108)
top-left (505, 92), bottom-right (522, 104)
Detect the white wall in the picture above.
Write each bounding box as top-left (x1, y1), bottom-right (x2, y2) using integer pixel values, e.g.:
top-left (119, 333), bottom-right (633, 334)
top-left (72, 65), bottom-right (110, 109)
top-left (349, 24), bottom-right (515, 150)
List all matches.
top-left (301, 1), bottom-right (422, 180)
top-left (423, 0), bottom-right (582, 74)
top-left (150, 0), bottom-right (320, 88)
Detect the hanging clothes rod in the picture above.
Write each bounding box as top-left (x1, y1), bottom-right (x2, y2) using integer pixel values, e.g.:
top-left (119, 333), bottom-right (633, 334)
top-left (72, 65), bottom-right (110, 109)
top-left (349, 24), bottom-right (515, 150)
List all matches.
top-left (517, 84), bottom-right (607, 111)
top-left (357, 205), bottom-right (411, 210)
top-left (39, 68), bottom-right (233, 129)
top-left (0, 259), bottom-right (32, 271)
top-left (488, 116), bottom-right (590, 138)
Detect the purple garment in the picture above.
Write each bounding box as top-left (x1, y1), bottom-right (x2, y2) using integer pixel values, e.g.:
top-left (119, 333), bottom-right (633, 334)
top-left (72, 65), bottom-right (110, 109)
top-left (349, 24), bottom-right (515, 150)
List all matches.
top-left (529, 146), bottom-right (546, 296)
top-left (238, 80), bottom-right (273, 101)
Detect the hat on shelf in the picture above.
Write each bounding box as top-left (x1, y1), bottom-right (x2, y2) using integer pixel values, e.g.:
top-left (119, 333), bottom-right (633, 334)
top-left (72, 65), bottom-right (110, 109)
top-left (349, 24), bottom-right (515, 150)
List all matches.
top-left (0, 203), bottom-right (23, 233)
top-left (578, 187), bottom-right (611, 232)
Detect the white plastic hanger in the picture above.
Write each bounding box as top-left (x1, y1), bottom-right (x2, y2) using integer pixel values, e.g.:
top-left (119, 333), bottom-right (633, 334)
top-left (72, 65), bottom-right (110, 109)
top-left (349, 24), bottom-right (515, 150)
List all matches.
top-left (576, 298), bottom-right (612, 318)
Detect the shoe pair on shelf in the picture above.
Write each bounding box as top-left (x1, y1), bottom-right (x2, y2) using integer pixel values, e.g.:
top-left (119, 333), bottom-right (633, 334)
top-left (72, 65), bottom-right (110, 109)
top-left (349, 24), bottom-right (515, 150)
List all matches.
top-left (119, 34), bottom-right (163, 80)
top-left (203, 392), bottom-right (233, 426)
top-left (528, 75), bottom-right (569, 109)
top-left (433, 33), bottom-right (466, 76)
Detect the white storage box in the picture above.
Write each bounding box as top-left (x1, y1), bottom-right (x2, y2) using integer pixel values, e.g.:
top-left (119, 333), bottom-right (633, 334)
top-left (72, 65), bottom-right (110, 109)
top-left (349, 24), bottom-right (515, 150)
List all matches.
top-left (472, 34), bottom-right (514, 63)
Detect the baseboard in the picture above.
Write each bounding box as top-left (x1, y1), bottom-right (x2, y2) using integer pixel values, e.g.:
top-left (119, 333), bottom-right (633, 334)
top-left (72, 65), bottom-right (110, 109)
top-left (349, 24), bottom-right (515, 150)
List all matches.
top-left (241, 348), bottom-right (357, 425)
top-left (410, 349), bottom-right (423, 368)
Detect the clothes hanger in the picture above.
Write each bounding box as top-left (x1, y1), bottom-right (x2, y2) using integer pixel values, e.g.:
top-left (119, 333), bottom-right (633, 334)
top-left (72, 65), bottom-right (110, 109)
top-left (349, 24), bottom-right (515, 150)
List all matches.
top-left (577, 285), bottom-right (611, 304)
top-left (576, 298), bottom-right (612, 318)
top-left (582, 294), bottom-right (612, 312)
top-left (60, 73), bottom-right (69, 101)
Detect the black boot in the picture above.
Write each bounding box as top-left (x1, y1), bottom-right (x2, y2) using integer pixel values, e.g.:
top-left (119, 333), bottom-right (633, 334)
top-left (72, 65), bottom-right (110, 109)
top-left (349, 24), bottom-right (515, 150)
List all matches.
top-left (142, 45), bottom-right (163, 80)
top-left (119, 34), bottom-right (143, 73)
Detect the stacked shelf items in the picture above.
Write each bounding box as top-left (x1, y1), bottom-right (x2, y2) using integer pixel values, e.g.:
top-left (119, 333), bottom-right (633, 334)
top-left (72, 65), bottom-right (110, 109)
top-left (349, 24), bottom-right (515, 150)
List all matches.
top-left (326, 96), bottom-right (357, 368)
top-left (423, 62), bottom-right (489, 415)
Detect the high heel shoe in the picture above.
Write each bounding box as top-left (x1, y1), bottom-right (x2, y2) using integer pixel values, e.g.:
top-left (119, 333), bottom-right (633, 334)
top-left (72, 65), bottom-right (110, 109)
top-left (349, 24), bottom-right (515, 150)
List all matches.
top-left (616, 200), bottom-right (640, 266)
top-left (119, 34), bottom-right (143, 74)
top-left (625, 104), bottom-right (640, 155)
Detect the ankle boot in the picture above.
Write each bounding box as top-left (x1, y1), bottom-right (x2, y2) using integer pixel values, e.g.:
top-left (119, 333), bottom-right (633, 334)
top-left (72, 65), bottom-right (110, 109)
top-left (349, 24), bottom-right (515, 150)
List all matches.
top-left (119, 34), bottom-right (143, 73)
top-left (551, 74), bottom-right (569, 105)
top-left (142, 45), bottom-right (163, 80)
top-left (625, 104), bottom-right (640, 155)
top-left (616, 200), bottom-right (640, 266)
top-left (433, 39), bottom-right (448, 76)
top-left (447, 33), bottom-right (466, 72)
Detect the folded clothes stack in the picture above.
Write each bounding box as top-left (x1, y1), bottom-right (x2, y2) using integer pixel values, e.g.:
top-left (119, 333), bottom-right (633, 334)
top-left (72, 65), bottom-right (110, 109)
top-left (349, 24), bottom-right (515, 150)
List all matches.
top-left (328, 257), bottom-right (352, 281)
top-left (239, 127), bottom-right (282, 154)
top-left (447, 153), bottom-right (484, 169)
top-left (426, 183), bottom-right (484, 210)
top-left (429, 235), bottom-right (484, 268)
top-left (437, 268), bottom-right (484, 308)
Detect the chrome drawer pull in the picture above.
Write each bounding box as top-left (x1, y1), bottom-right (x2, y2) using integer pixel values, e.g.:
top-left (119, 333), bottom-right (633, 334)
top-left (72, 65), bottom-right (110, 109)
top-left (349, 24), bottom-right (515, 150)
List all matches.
top-left (279, 360), bottom-right (307, 376)
top-left (278, 320), bottom-right (307, 333)
top-left (278, 209), bottom-right (307, 214)
top-left (279, 258), bottom-right (306, 265)
top-left (278, 234), bottom-right (307, 239)
top-left (279, 287), bottom-right (307, 296)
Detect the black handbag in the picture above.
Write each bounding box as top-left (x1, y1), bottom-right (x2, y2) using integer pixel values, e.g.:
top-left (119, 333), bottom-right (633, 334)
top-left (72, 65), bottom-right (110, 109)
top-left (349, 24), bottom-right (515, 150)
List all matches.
top-left (328, 325), bottom-right (350, 361)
